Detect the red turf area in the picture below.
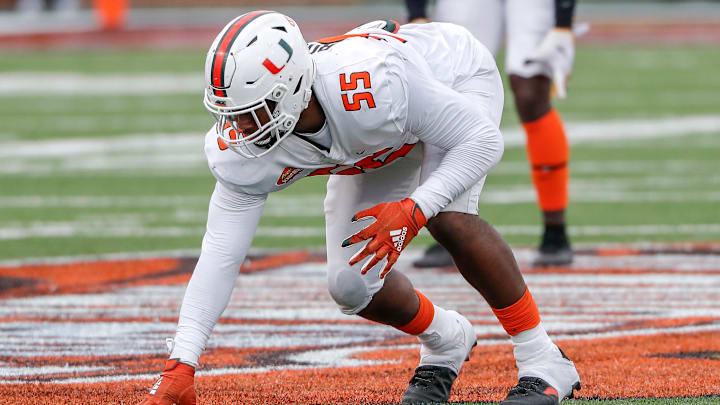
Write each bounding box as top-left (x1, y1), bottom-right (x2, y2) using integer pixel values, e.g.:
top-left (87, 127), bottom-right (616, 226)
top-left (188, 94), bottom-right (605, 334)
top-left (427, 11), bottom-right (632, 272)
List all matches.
top-left (0, 332), bottom-right (718, 404)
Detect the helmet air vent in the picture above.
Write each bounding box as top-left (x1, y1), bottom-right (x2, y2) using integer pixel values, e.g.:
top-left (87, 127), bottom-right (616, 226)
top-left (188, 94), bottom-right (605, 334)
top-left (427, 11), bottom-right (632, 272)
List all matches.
top-left (292, 75), bottom-right (303, 95)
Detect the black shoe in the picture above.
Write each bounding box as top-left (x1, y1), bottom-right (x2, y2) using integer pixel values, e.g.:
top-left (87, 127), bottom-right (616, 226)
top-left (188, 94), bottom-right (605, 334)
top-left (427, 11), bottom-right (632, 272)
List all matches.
top-left (413, 243), bottom-right (454, 268)
top-left (533, 224), bottom-right (573, 267)
top-left (501, 376), bottom-right (581, 405)
top-left (401, 365), bottom-right (458, 404)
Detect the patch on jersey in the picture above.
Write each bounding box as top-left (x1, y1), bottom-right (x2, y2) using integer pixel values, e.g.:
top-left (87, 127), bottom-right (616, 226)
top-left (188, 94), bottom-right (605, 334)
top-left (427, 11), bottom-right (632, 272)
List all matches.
top-left (277, 167), bottom-right (305, 185)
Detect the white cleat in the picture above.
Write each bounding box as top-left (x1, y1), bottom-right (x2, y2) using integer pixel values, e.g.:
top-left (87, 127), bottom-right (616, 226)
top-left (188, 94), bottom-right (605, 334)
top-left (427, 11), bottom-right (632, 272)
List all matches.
top-left (418, 310), bottom-right (477, 374)
top-left (514, 345), bottom-right (581, 403)
top-left (402, 310), bottom-right (477, 404)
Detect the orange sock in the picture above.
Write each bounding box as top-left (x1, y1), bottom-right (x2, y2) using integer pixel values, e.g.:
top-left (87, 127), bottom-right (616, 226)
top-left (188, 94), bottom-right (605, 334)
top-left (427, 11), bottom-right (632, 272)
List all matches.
top-left (491, 288), bottom-right (541, 336)
top-left (398, 290), bottom-right (435, 335)
top-left (523, 109), bottom-right (569, 212)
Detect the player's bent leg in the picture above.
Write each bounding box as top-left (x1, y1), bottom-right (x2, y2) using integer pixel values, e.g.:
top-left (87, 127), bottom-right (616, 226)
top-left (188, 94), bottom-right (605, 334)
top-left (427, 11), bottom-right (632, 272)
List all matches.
top-left (427, 212), bottom-right (580, 403)
top-left (510, 74), bottom-right (573, 267)
top-left (327, 257), bottom-right (477, 404)
top-left (427, 212), bottom-right (526, 308)
top-left (323, 154), bottom-right (476, 403)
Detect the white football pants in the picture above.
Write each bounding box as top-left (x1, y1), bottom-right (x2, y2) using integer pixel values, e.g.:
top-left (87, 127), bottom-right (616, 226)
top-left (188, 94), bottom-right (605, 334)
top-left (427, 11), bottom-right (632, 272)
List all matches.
top-left (434, 0), bottom-right (555, 78)
top-left (324, 74), bottom-right (503, 315)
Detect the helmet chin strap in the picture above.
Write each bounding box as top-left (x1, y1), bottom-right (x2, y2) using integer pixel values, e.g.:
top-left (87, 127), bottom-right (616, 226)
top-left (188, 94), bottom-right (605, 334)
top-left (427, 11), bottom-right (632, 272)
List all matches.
top-left (302, 88), bottom-right (312, 108)
top-left (254, 132), bottom-right (278, 148)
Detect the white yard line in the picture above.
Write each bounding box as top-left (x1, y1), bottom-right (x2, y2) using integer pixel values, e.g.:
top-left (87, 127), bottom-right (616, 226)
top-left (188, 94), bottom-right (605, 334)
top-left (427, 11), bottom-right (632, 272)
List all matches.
top-left (501, 114), bottom-right (720, 146)
top-left (480, 189), bottom-right (720, 204)
top-left (495, 160), bottom-right (719, 175)
top-left (0, 116), bottom-right (719, 163)
top-left (0, 132), bottom-right (202, 158)
top-left (0, 222), bottom-right (719, 242)
top-left (0, 195), bottom-right (210, 208)
top-left (0, 73), bottom-right (203, 95)
top-left (2, 186), bottom-right (719, 212)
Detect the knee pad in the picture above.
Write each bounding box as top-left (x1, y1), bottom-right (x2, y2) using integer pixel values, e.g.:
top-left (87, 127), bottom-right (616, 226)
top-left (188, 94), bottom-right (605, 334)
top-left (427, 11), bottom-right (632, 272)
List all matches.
top-left (328, 269), bottom-right (374, 315)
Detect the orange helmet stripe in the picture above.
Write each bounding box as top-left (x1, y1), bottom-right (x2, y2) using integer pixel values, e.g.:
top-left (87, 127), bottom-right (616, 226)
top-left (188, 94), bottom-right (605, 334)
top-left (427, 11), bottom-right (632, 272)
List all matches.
top-left (210, 10), bottom-right (274, 97)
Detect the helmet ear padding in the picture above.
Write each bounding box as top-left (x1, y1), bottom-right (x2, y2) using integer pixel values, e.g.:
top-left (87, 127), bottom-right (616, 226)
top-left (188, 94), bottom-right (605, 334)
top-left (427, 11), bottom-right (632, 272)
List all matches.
top-left (203, 11), bottom-right (316, 158)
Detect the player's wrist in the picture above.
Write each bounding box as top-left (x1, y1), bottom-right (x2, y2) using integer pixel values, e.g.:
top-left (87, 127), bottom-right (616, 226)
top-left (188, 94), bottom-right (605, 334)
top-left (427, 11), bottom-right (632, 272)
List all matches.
top-left (402, 197), bottom-right (427, 229)
top-left (164, 359), bottom-right (196, 375)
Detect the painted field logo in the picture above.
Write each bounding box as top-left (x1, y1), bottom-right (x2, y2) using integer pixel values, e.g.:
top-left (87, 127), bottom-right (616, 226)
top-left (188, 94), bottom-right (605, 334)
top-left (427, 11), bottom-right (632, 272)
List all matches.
top-left (0, 245), bottom-right (718, 404)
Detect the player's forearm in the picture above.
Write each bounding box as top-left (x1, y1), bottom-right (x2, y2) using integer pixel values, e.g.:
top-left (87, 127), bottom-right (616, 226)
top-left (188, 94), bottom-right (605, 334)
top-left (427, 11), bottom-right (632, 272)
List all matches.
top-left (171, 250), bottom-right (244, 366)
top-left (555, 0), bottom-right (576, 28)
top-left (405, 0), bottom-right (429, 21)
top-left (170, 183), bottom-right (266, 366)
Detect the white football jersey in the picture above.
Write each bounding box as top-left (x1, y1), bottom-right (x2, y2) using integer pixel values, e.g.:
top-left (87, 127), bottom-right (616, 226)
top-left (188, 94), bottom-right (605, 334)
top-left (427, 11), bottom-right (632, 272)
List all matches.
top-left (204, 21), bottom-right (500, 196)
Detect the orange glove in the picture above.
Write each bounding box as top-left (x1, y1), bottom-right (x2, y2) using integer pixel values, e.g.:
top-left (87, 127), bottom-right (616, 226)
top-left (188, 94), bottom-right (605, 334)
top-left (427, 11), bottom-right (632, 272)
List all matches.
top-left (342, 198), bottom-right (427, 278)
top-left (138, 359), bottom-right (196, 405)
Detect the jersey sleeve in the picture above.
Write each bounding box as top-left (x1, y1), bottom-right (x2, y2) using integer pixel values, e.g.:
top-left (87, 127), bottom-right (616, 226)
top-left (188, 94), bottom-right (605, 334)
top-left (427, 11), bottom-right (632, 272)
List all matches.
top-left (204, 126), bottom-right (278, 195)
top-left (401, 61), bottom-right (504, 218)
top-left (170, 182), bottom-right (267, 365)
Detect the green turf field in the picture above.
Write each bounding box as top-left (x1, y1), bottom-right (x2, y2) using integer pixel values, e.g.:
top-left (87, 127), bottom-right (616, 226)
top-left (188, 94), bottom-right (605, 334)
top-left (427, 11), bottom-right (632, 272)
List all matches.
top-left (1, 42), bottom-right (719, 404)
top-left (0, 44), bottom-right (719, 261)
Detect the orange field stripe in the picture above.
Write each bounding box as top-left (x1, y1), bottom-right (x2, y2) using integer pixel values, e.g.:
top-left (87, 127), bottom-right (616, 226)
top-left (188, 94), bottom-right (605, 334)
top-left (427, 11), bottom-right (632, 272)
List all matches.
top-left (1, 331), bottom-right (717, 403)
top-left (0, 316), bottom-right (372, 326)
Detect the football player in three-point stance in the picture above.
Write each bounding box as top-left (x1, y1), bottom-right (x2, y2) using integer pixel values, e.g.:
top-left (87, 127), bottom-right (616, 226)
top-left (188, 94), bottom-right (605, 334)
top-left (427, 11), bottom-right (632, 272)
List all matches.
top-left (136, 11), bottom-right (580, 405)
top-left (407, 0), bottom-right (577, 269)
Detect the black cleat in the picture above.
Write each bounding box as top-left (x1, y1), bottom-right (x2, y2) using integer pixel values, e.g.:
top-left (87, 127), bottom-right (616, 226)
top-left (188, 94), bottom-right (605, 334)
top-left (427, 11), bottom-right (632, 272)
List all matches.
top-left (533, 224), bottom-right (573, 267)
top-left (501, 376), bottom-right (581, 405)
top-left (401, 365), bottom-right (458, 404)
top-left (413, 243), bottom-right (454, 268)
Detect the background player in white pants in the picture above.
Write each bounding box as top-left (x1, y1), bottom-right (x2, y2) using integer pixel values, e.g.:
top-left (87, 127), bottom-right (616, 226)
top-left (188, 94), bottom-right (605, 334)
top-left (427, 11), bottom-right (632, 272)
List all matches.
top-left (407, 0), bottom-right (577, 268)
top-left (135, 12), bottom-right (580, 405)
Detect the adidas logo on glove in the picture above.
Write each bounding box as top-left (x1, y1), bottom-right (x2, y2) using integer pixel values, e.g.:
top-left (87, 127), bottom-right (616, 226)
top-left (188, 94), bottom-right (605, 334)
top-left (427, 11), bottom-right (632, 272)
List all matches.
top-left (390, 227), bottom-right (408, 252)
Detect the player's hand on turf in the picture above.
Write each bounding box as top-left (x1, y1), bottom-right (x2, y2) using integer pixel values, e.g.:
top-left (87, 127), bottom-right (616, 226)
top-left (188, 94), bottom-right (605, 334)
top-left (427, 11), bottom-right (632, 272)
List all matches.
top-left (525, 28), bottom-right (575, 99)
top-left (342, 198), bottom-right (427, 278)
top-left (137, 359), bottom-right (196, 405)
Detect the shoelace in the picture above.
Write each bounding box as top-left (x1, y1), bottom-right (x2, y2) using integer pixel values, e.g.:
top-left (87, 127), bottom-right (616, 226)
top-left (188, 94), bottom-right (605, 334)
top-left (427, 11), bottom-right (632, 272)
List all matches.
top-left (508, 378), bottom-right (543, 397)
top-left (408, 369), bottom-right (437, 388)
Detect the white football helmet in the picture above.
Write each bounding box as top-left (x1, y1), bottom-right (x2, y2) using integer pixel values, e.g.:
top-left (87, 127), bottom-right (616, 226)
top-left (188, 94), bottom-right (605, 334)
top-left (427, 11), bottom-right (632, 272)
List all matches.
top-left (203, 11), bottom-right (316, 158)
